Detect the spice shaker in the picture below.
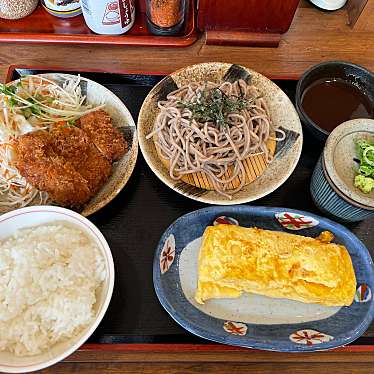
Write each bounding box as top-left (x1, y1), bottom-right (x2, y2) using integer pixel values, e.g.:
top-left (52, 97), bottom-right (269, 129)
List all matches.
top-left (0, 0), bottom-right (38, 19)
top-left (80, 0), bottom-right (135, 35)
top-left (146, 0), bottom-right (187, 35)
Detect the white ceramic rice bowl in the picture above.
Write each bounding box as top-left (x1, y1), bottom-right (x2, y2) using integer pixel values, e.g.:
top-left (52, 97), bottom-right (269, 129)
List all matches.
top-left (0, 206), bottom-right (114, 373)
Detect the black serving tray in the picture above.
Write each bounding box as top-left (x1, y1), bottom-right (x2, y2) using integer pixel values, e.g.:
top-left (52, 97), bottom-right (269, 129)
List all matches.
top-left (6, 67), bottom-right (374, 345)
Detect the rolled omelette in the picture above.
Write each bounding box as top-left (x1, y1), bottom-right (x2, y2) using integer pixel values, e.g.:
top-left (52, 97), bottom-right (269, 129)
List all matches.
top-left (194, 225), bottom-right (356, 306)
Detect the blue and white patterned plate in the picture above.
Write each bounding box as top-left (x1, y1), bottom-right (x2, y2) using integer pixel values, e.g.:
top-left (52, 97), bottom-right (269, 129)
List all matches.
top-left (153, 206), bottom-right (374, 352)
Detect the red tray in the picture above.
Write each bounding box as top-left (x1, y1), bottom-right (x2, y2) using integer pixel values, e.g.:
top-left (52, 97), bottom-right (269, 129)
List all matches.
top-left (5, 65), bottom-right (374, 357)
top-left (0, 0), bottom-right (197, 47)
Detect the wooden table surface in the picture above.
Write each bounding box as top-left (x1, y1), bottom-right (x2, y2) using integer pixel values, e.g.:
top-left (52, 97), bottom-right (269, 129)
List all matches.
top-left (1, 1), bottom-right (374, 81)
top-left (2, 1), bottom-right (374, 373)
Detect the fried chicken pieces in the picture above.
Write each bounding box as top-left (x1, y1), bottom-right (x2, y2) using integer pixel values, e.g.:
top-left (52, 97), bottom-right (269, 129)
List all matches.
top-left (13, 110), bottom-right (128, 208)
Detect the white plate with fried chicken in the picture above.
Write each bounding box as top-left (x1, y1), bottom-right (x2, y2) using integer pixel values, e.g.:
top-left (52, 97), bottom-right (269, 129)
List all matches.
top-left (0, 74), bottom-right (137, 216)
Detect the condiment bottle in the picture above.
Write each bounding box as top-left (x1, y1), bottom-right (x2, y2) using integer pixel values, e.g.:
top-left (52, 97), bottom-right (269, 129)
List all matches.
top-left (0, 0), bottom-right (38, 19)
top-left (41, 0), bottom-right (82, 18)
top-left (80, 0), bottom-right (135, 35)
top-left (146, 0), bottom-right (187, 35)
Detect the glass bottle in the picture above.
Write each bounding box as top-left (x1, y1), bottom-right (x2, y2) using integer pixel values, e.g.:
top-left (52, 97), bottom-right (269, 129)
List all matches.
top-left (146, 0), bottom-right (187, 36)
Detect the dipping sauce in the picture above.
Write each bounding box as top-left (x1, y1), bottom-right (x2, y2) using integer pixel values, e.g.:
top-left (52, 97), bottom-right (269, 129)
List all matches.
top-left (301, 78), bottom-right (374, 132)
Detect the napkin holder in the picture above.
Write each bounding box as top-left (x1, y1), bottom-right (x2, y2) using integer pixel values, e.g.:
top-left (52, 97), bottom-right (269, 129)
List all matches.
top-left (198, 0), bottom-right (300, 47)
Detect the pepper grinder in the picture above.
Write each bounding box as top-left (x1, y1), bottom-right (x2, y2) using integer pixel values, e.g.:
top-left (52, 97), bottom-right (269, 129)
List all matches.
top-left (145, 0), bottom-right (187, 36)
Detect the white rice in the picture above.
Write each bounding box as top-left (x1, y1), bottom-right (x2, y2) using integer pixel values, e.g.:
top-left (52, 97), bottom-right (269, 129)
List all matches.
top-left (0, 223), bottom-right (106, 356)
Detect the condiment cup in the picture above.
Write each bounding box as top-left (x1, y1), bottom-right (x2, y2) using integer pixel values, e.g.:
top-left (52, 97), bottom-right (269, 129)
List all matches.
top-left (296, 61), bottom-right (374, 142)
top-left (0, 206), bottom-right (114, 373)
top-left (310, 119), bottom-right (374, 222)
top-left (41, 0), bottom-right (82, 18)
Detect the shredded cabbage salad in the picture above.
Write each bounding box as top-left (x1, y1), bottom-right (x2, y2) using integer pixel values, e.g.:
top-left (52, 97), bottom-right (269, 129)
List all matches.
top-left (354, 139), bottom-right (374, 194)
top-left (0, 75), bottom-right (103, 211)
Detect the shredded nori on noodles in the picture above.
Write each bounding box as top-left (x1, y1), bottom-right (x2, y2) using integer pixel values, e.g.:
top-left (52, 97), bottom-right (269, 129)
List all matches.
top-left (178, 85), bottom-right (254, 130)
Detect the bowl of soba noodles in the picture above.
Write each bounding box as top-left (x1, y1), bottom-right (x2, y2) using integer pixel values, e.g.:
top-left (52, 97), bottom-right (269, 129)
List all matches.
top-left (138, 62), bottom-right (303, 204)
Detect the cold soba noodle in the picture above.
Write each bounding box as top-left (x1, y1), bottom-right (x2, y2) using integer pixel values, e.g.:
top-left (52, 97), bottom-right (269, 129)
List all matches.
top-left (147, 79), bottom-right (285, 198)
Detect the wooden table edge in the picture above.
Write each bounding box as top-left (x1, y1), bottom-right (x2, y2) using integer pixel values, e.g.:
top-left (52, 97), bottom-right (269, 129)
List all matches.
top-left (4, 64), bottom-right (301, 84)
top-left (62, 344), bottom-right (374, 363)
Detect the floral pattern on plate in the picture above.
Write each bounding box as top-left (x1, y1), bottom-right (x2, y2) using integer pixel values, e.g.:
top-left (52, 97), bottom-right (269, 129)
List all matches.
top-left (213, 216), bottom-right (239, 226)
top-left (275, 212), bottom-right (319, 230)
top-left (160, 234), bottom-right (176, 274)
top-left (355, 284), bottom-right (372, 303)
top-left (223, 321), bottom-right (248, 336)
top-left (289, 329), bottom-right (333, 345)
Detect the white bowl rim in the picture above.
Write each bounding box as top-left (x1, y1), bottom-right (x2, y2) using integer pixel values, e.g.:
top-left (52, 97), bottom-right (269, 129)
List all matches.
top-left (0, 206), bottom-right (115, 373)
top-left (309, 0), bottom-right (347, 10)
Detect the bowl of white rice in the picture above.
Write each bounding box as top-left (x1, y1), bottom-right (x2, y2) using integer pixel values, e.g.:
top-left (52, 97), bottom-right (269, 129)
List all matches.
top-left (0, 206), bottom-right (114, 373)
